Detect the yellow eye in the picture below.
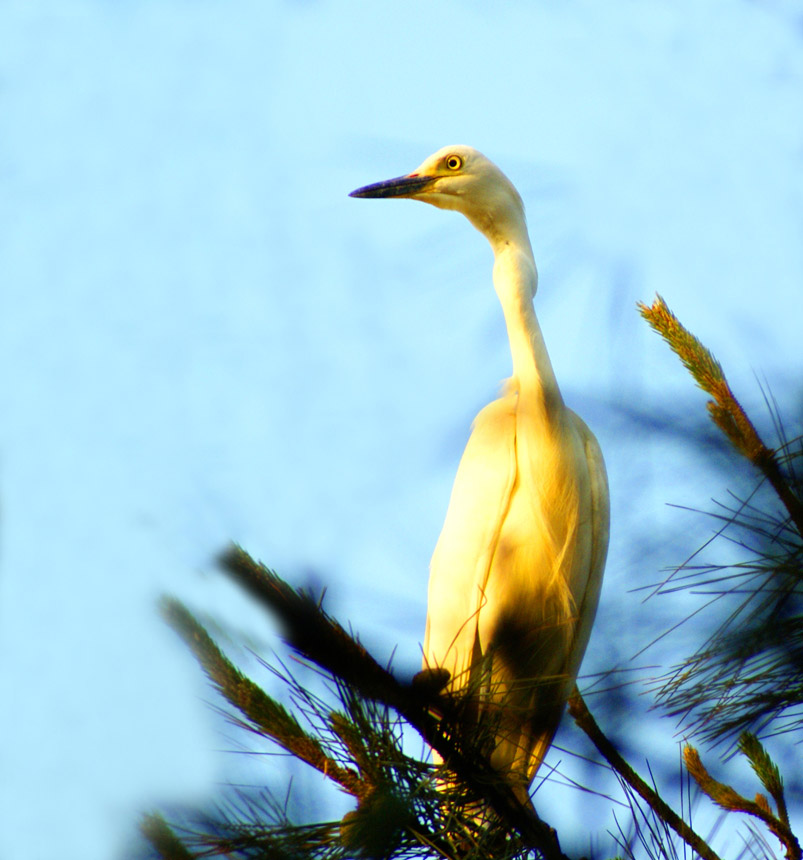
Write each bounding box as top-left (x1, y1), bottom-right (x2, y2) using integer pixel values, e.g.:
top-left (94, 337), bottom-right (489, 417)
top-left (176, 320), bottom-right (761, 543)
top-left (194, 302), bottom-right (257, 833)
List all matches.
top-left (445, 154), bottom-right (463, 171)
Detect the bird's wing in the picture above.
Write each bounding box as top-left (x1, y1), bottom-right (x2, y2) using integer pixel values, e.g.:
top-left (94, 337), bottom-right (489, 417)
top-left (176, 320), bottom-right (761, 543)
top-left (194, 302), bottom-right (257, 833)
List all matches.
top-left (424, 390), bottom-right (518, 691)
top-left (565, 410), bottom-right (610, 675)
top-left (505, 411), bottom-right (608, 787)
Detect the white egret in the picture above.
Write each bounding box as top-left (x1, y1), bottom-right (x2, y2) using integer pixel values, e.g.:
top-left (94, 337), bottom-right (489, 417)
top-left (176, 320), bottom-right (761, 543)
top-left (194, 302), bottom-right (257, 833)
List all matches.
top-left (350, 146), bottom-right (609, 800)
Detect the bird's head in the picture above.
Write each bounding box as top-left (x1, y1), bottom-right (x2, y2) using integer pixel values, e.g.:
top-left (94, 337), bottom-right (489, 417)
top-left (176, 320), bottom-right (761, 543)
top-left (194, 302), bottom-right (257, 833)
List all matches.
top-left (350, 145), bottom-right (526, 246)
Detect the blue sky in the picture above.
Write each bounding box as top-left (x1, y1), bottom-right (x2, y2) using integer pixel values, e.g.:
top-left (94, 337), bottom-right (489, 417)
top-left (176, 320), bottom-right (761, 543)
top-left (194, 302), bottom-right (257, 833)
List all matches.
top-left (2, 2), bottom-right (802, 857)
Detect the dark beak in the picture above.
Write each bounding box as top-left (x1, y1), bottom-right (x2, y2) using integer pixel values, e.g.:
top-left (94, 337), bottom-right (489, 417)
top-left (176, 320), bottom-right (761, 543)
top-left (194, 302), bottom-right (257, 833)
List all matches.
top-left (349, 173), bottom-right (436, 199)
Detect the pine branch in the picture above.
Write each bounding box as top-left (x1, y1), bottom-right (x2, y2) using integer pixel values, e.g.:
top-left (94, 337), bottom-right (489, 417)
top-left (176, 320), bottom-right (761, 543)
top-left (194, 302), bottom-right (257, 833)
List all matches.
top-left (567, 687), bottom-right (722, 860)
top-left (738, 733), bottom-right (790, 829)
top-left (140, 813), bottom-right (199, 860)
top-left (162, 602), bottom-right (461, 857)
top-left (162, 598), bottom-right (366, 799)
top-left (638, 295), bottom-right (803, 536)
top-left (684, 742), bottom-right (801, 860)
top-left (219, 544), bottom-right (570, 860)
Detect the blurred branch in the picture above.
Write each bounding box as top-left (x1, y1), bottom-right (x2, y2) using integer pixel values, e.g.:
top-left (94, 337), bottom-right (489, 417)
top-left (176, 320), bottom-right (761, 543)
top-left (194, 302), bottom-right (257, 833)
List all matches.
top-left (153, 547), bottom-right (578, 859)
top-left (163, 598), bottom-right (366, 799)
top-left (141, 814), bottom-right (198, 860)
top-left (218, 544), bottom-right (569, 860)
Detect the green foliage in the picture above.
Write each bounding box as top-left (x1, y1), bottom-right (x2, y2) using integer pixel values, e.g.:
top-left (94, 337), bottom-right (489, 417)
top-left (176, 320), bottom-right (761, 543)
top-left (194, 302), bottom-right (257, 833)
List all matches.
top-left (639, 295), bottom-right (803, 531)
top-left (640, 295), bottom-right (803, 745)
top-left (140, 814), bottom-right (196, 860)
top-left (164, 598), bottom-right (365, 797)
top-left (150, 570), bottom-right (565, 859)
top-left (638, 296), bottom-right (766, 463)
top-left (339, 785), bottom-right (416, 859)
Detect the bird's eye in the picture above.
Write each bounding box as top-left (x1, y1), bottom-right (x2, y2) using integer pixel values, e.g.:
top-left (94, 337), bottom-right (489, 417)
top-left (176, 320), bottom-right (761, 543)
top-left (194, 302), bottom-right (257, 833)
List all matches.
top-left (445, 155), bottom-right (463, 171)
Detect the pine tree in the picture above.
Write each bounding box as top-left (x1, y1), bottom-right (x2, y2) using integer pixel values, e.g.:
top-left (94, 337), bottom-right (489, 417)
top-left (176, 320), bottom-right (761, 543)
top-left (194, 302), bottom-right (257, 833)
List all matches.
top-left (141, 300), bottom-right (802, 860)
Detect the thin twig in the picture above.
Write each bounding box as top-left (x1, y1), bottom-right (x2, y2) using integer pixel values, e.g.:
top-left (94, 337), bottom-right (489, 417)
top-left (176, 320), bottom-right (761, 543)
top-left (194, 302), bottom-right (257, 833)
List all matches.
top-left (684, 745), bottom-right (801, 860)
top-left (568, 687), bottom-right (723, 860)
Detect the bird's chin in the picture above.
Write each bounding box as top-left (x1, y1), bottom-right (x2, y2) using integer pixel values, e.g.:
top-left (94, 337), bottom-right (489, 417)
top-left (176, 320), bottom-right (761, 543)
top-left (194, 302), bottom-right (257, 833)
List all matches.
top-left (416, 190), bottom-right (461, 212)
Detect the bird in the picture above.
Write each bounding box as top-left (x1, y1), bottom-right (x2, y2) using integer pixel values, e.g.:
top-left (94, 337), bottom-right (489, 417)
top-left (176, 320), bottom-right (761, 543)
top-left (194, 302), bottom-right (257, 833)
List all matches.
top-left (350, 146), bottom-right (609, 801)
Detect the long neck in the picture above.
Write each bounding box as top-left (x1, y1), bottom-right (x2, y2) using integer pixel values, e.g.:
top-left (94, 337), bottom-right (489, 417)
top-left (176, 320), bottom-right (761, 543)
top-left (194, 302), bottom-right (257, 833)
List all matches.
top-left (490, 230), bottom-right (564, 420)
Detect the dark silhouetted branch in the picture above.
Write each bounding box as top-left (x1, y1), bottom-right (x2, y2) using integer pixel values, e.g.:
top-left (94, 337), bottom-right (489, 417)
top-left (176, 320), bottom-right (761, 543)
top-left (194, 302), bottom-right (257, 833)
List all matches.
top-left (568, 687), bottom-right (723, 860)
